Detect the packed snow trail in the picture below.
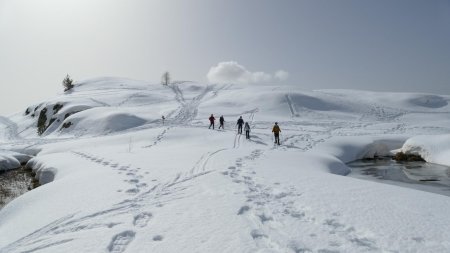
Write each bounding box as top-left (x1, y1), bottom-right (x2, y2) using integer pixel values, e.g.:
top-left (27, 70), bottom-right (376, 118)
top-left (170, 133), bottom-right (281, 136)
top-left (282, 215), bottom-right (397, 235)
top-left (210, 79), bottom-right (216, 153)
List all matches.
top-left (169, 82), bottom-right (212, 125)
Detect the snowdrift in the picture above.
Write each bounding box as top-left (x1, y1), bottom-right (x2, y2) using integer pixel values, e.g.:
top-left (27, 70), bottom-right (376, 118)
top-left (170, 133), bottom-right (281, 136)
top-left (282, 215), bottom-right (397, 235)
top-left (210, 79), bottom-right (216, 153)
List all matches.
top-left (400, 135), bottom-right (450, 166)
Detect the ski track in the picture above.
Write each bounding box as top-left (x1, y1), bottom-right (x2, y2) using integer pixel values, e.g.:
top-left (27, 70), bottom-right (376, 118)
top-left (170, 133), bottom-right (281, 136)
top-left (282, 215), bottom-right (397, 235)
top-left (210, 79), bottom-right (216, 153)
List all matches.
top-left (116, 93), bottom-right (142, 107)
top-left (90, 98), bottom-right (111, 107)
top-left (0, 116), bottom-right (20, 141)
top-left (169, 83), bottom-right (211, 125)
top-left (285, 94), bottom-right (299, 118)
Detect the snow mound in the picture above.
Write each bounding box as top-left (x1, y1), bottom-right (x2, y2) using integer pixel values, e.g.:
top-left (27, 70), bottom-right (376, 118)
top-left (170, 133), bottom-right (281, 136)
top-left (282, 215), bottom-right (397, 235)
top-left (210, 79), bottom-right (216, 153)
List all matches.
top-left (25, 158), bottom-right (56, 184)
top-left (401, 135), bottom-right (450, 165)
top-left (0, 154), bottom-right (20, 171)
top-left (407, 95), bottom-right (448, 108)
top-left (0, 150), bottom-right (32, 171)
top-left (287, 93), bottom-right (342, 111)
top-left (62, 109), bottom-right (147, 136)
top-left (12, 77), bottom-right (177, 138)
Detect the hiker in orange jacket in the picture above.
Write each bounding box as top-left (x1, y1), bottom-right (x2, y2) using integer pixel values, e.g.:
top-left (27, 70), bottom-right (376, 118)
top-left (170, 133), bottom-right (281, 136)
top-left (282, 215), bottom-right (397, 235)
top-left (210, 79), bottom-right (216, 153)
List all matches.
top-left (272, 122), bottom-right (281, 145)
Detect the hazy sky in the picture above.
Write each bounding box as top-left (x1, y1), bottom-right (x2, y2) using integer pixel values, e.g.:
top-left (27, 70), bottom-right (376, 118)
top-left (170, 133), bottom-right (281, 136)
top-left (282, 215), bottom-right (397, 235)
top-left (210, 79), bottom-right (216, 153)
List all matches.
top-left (1, 0), bottom-right (449, 115)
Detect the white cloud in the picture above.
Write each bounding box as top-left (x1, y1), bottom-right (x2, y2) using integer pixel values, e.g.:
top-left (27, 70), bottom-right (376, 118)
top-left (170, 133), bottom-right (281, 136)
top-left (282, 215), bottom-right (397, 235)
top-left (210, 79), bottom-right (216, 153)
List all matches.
top-left (207, 61), bottom-right (288, 84)
top-left (275, 70), bottom-right (289, 81)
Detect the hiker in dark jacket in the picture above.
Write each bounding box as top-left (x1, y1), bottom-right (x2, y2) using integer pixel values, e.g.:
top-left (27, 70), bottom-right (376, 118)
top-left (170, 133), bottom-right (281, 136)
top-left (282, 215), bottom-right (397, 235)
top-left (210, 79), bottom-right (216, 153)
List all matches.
top-left (236, 116), bottom-right (244, 134)
top-left (219, 115), bottom-right (225, 129)
top-left (244, 122), bottom-right (251, 139)
top-left (209, 114), bottom-right (216, 129)
top-left (272, 122), bottom-right (281, 145)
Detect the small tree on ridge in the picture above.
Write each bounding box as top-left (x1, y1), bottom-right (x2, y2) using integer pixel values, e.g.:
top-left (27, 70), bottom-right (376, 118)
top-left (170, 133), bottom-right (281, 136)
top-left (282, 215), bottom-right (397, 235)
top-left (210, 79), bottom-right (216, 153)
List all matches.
top-left (63, 74), bottom-right (74, 92)
top-left (161, 71), bottom-right (170, 86)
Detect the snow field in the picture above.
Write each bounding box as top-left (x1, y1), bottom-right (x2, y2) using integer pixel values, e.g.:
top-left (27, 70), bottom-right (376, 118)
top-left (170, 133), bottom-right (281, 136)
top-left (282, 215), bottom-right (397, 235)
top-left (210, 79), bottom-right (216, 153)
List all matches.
top-left (0, 77), bottom-right (450, 252)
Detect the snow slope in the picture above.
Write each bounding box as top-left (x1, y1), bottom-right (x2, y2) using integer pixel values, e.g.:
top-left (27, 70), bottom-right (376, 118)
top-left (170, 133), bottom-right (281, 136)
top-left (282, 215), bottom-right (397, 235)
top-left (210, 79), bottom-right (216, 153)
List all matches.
top-left (1, 77), bottom-right (450, 252)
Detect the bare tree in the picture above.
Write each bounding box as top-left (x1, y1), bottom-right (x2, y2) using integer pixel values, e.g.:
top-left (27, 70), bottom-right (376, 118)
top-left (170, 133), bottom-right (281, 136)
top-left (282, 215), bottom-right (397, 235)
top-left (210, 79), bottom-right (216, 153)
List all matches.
top-left (62, 74), bottom-right (74, 92)
top-left (161, 71), bottom-right (170, 86)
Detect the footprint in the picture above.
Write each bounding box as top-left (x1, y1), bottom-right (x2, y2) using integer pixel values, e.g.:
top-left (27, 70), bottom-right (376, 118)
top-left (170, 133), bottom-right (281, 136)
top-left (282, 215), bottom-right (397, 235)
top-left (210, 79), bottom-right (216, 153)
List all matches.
top-left (258, 213), bottom-right (273, 223)
top-left (412, 237), bottom-right (425, 243)
top-left (318, 249), bottom-right (339, 253)
top-left (126, 188), bottom-right (139, 194)
top-left (153, 235), bottom-right (163, 241)
top-left (289, 240), bottom-right (312, 253)
top-left (133, 212), bottom-right (152, 228)
top-left (229, 172), bottom-right (238, 178)
top-left (349, 237), bottom-right (376, 249)
top-left (108, 230), bottom-right (135, 253)
top-left (237, 206), bottom-right (250, 215)
top-left (290, 211), bottom-right (305, 219)
top-left (323, 219), bottom-right (345, 230)
top-left (275, 192), bottom-right (289, 199)
top-left (250, 229), bottom-right (267, 239)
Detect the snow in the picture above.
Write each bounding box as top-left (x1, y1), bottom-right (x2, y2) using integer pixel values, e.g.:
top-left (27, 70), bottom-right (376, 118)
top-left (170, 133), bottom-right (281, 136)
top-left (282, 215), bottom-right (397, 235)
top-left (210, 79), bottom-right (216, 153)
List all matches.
top-left (0, 77), bottom-right (450, 252)
top-left (400, 135), bottom-right (450, 166)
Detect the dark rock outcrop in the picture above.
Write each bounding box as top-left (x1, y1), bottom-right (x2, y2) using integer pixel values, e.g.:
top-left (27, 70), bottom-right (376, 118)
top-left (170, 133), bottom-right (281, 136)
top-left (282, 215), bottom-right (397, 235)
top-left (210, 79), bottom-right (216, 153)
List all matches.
top-left (393, 152), bottom-right (425, 162)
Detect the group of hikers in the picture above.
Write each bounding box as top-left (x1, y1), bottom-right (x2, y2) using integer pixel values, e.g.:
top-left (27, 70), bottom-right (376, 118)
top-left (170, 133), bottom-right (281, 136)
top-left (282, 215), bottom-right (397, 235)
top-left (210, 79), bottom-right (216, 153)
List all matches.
top-left (208, 114), bottom-right (281, 145)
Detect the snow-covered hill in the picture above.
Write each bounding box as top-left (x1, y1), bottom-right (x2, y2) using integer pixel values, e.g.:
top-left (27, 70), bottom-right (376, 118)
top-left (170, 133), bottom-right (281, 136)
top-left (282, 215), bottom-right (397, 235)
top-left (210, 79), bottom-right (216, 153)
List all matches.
top-left (1, 77), bottom-right (450, 252)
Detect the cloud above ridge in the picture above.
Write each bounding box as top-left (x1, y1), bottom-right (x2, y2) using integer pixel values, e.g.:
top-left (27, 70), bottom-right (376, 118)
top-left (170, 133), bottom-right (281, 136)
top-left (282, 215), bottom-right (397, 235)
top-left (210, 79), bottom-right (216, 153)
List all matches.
top-left (207, 61), bottom-right (289, 84)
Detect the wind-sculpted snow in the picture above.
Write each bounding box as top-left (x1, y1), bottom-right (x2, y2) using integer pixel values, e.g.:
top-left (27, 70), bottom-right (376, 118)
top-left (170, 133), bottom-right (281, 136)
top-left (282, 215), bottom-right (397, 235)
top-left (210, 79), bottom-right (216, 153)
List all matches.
top-left (286, 93), bottom-right (344, 112)
top-left (0, 154), bottom-right (21, 171)
top-left (61, 109), bottom-right (147, 136)
top-left (1, 77), bottom-right (450, 252)
top-left (25, 158), bottom-right (56, 184)
top-left (400, 135), bottom-right (450, 166)
top-left (407, 95), bottom-right (448, 108)
top-left (0, 150), bottom-right (32, 171)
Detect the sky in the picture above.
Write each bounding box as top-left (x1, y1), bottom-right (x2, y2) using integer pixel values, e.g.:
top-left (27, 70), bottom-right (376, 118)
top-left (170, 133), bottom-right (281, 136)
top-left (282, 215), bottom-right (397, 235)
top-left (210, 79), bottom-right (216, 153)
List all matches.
top-left (0, 0), bottom-right (449, 116)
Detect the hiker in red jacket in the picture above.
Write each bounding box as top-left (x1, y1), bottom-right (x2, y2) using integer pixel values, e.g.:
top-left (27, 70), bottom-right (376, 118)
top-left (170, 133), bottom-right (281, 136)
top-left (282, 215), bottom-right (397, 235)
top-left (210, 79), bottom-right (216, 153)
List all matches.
top-left (209, 114), bottom-right (216, 129)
